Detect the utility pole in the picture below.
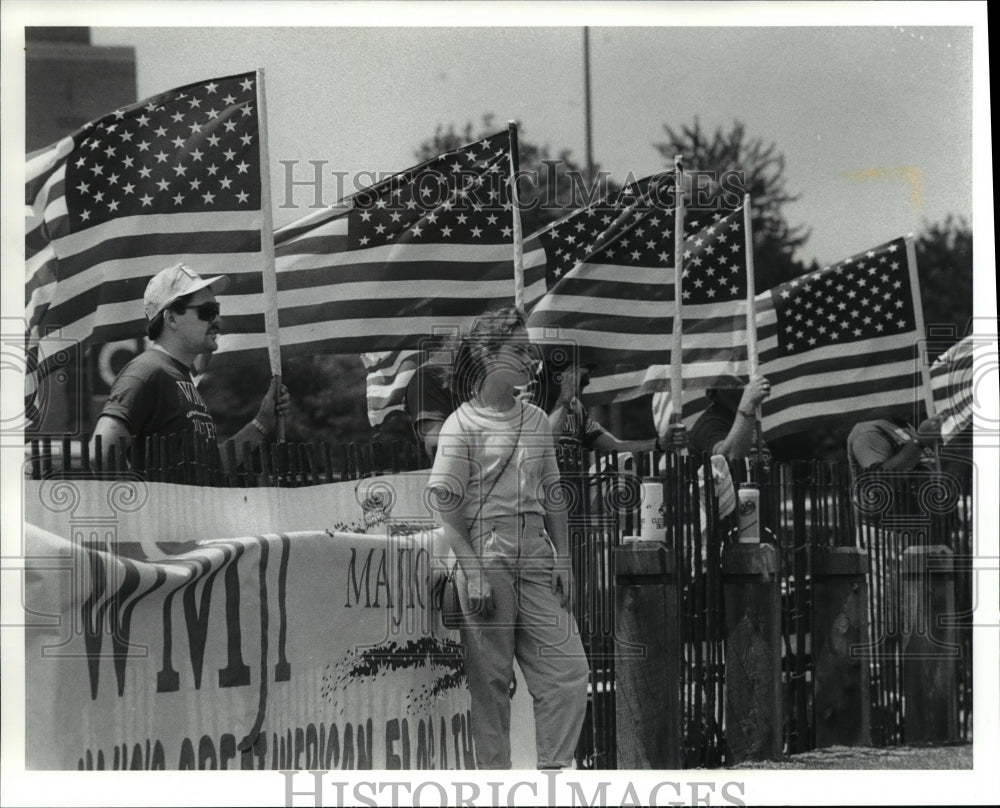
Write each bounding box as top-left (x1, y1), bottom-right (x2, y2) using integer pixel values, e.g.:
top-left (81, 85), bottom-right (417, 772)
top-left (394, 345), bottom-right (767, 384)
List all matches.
top-left (584, 26), bottom-right (595, 183)
top-left (583, 28), bottom-right (625, 438)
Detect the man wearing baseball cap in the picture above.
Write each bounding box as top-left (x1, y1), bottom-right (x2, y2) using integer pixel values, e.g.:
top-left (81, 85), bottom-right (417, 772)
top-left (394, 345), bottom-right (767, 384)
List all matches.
top-left (92, 263), bottom-right (289, 473)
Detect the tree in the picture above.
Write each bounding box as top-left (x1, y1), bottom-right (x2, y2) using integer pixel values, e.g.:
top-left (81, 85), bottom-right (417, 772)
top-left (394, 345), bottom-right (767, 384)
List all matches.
top-left (654, 118), bottom-right (811, 291)
top-left (914, 215), bottom-right (973, 343)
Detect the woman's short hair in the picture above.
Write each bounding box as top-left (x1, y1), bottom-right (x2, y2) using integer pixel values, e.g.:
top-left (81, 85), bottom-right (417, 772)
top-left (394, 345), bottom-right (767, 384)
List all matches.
top-left (451, 306), bottom-right (526, 402)
top-left (146, 292), bottom-right (194, 340)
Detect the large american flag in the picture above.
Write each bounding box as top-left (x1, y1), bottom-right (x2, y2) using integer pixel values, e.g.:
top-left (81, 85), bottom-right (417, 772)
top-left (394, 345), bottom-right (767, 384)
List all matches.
top-left (25, 71), bottom-right (267, 422)
top-left (525, 184), bottom-right (750, 404)
top-left (654, 237), bottom-right (928, 441)
top-left (268, 131), bottom-right (518, 361)
top-left (270, 132), bottom-right (519, 427)
top-left (755, 237), bottom-right (924, 439)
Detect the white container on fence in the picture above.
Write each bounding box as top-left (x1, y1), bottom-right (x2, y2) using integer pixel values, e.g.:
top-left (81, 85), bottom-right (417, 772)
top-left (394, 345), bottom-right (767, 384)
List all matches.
top-left (737, 483), bottom-right (760, 543)
top-left (638, 480), bottom-right (667, 542)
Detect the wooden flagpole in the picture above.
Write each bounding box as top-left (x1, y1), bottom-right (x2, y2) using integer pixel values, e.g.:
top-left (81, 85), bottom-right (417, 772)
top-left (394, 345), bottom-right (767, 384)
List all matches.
top-left (743, 193), bottom-right (765, 460)
top-left (905, 234), bottom-right (937, 417)
top-left (743, 195), bottom-right (760, 378)
top-left (671, 156), bottom-right (685, 431)
top-left (508, 121), bottom-right (526, 316)
top-left (743, 194), bottom-right (764, 470)
top-left (905, 233), bottom-right (941, 468)
top-left (256, 67), bottom-right (284, 441)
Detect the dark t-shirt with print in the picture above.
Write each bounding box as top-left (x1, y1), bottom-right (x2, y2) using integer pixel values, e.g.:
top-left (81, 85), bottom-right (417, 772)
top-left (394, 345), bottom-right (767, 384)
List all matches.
top-left (554, 398), bottom-right (607, 452)
top-left (101, 348), bottom-right (220, 468)
top-left (550, 397), bottom-right (608, 472)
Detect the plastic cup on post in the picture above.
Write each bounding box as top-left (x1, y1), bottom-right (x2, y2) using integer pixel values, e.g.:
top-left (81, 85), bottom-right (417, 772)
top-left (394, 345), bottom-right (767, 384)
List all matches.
top-left (737, 483), bottom-right (760, 543)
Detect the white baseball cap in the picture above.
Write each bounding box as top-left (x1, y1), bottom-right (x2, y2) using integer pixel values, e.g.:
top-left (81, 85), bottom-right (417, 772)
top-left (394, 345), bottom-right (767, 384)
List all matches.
top-left (143, 263), bottom-right (230, 321)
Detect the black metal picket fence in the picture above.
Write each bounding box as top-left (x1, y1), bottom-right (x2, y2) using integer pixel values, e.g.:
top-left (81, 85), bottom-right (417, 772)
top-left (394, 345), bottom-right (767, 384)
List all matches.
top-left (852, 468), bottom-right (975, 747)
top-left (25, 432), bottom-right (425, 485)
top-left (25, 435), bottom-right (974, 768)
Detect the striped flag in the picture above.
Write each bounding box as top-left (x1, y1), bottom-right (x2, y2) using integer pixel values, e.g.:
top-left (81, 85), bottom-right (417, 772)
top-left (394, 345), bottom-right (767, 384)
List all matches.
top-left (360, 348), bottom-right (421, 427)
top-left (756, 236), bottom-right (923, 439)
top-left (25, 71), bottom-right (268, 423)
top-left (525, 187), bottom-right (750, 404)
top-left (654, 236), bottom-right (929, 442)
top-left (266, 131), bottom-right (518, 363)
top-left (929, 335), bottom-right (976, 443)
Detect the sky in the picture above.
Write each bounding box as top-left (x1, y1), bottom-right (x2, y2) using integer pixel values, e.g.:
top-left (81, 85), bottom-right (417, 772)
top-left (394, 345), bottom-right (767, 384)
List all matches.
top-left (71, 15), bottom-right (979, 268)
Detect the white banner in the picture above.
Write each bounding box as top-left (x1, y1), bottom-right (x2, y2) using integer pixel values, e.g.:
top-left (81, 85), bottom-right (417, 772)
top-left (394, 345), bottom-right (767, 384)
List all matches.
top-left (23, 476), bottom-right (536, 770)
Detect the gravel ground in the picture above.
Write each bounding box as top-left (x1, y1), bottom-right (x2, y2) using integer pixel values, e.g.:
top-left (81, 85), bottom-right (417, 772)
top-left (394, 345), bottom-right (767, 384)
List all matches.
top-left (729, 743), bottom-right (973, 770)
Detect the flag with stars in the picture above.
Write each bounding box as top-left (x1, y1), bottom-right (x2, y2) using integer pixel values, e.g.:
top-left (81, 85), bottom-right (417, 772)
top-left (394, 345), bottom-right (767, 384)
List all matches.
top-left (525, 185), bottom-right (751, 404)
top-left (929, 334), bottom-right (977, 444)
top-left (755, 236), bottom-right (925, 439)
top-left (271, 131), bottom-right (518, 358)
top-left (25, 71), bottom-right (268, 422)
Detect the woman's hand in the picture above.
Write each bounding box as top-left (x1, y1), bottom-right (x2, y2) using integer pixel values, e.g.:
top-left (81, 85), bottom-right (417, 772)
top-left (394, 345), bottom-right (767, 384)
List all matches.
top-left (466, 567), bottom-right (496, 618)
top-left (551, 562), bottom-right (573, 610)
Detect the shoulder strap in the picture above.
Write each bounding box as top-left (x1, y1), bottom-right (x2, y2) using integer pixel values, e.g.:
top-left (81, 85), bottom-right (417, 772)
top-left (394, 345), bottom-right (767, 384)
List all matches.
top-left (468, 402), bottom-right (524, 527)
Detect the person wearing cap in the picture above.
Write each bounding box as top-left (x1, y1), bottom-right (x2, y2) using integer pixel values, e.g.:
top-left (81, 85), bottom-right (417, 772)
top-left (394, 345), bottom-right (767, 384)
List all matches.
top-left (92, 263), bottom-right (289, 472)
top-left (688, 374), bottom-right (773, 471)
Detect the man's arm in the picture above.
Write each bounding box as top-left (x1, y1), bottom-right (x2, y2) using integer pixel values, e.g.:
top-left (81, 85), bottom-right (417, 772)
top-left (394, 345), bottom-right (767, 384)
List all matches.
top-left (91, 416), bottom-right (134, 466)
top-left (709, 410), bottom-right (757, 462)
top-left (590, 432), bottom-right (657, 454)
top-left (220, 376), bottom-right (290, 461)
top-left (705, 376), bottom-right (771, 462)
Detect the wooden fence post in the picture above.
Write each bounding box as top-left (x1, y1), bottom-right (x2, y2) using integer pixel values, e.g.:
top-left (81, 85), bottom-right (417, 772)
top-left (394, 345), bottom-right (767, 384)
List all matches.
top-left (902, 545), bottom-right (958, 742)
top-left (722, 543), bottom-right (783, 763)
top-left (614, 542), bottom-right (682, 768)
top-left (812, 546), bottom-right (871, 747)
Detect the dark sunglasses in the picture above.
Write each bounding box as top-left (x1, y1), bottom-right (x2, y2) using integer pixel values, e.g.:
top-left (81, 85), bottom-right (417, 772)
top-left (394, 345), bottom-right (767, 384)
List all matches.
top-left (176, 301), bottom-right (221, 321)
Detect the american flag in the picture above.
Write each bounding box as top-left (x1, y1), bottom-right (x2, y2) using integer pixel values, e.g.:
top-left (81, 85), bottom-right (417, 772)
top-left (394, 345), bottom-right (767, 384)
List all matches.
top-left (654, 236), bottom-right (928, 442)
top-left (360, 348), bottom-right (421, 427)
top-left (525, 184), bottom-right (750, 404)
top-left (929, 334), bottom-right (977, 443)
top-left (25, 71), bottom-right (267, 423)
top-left (756, 236), bottom-right (924, 440)
top-left (268, 131), bottom-right (518, 361)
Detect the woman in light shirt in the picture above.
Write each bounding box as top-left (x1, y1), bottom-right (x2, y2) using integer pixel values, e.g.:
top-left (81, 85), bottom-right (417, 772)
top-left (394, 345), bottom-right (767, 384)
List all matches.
top-left (426, 307), bottom-right (589, 770)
